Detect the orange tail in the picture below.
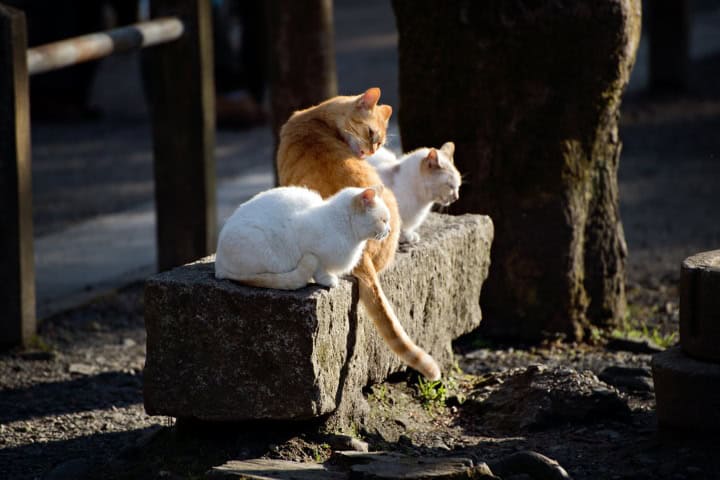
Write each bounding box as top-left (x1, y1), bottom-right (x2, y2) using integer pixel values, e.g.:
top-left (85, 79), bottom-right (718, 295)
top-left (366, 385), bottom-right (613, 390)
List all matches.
top-left (354, 254), bottom-right (441, 381)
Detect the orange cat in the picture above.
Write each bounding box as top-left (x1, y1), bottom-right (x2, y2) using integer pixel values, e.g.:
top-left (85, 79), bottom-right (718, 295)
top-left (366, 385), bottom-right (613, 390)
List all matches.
top-left (277, 87), bottom-right (441, 381)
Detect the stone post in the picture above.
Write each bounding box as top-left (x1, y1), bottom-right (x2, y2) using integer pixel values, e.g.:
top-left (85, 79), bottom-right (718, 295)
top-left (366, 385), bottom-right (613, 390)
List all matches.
top-left (653, 250), bottom-right (720, 432)
top-left (392, 0), bottom-right (641, 340)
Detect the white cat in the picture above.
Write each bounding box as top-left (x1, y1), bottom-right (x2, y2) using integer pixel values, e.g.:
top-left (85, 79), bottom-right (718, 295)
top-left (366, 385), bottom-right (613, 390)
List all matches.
top-left (215, 185), bottom-right (391, 290)
top-left (368, 142), bottom-right (461, 243)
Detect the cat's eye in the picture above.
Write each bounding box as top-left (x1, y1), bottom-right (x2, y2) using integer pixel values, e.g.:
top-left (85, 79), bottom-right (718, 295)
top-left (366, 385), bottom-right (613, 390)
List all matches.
top-left (368, 127), bottom-right (375, 140)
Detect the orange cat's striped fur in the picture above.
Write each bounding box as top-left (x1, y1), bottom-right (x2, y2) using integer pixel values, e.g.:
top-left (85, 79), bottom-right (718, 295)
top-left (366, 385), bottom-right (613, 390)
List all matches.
top-left (276, 87), bottom-right (441, 380)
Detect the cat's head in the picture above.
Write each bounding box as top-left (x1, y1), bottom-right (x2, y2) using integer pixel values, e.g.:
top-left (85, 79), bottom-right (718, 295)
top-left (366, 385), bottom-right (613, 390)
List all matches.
top-left (337, 88), bottom-right (393, 159)
top-left (420, 142), bottom-right (461, 206)
top-left (350, 185), bottom-right (391, 241)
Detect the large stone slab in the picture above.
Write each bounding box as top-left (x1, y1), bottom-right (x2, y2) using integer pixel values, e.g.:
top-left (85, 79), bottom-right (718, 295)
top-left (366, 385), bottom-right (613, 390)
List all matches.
top-left (144, 213), bottom-right (493, 426)
top-left (652, 346), bottom-right (720, 431)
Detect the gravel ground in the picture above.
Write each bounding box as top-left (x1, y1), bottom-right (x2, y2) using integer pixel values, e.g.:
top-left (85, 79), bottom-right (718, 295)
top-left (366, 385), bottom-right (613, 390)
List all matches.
top-left (1, 277), bottom-right (717, 479)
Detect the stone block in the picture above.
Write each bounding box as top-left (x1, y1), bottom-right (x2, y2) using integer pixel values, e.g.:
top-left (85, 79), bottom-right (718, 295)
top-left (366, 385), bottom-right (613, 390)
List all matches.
top-left (652, 346), bottom-right (720, 431)
top-left (680, 250), bottom-right (720, 362)
top-left (143, 213), bottom-right (493, 425)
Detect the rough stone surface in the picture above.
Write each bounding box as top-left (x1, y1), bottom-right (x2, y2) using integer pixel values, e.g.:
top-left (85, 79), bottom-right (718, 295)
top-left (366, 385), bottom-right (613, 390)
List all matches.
top-left (680, 249), bottom-right (720, 362)
top-left (207, 453), bottom-right (498, 480)
top-left (144, 213), bottom-right (493, 426)
top-left (488, 451), bottom-right (571, 480)
top-left (393, 0), bottom-right (641, 340)
top-left (333, 452), bottom-right (497, 480)
top-left (464, 365), bottom-right (630, 432)
top-left (206, 459), bottom-right (342, 480)
top-left (652, 346), bottom-right (720, 431)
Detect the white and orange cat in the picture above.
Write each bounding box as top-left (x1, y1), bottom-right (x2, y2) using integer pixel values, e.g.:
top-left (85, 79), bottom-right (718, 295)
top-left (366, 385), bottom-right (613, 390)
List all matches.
top-left (276, 87), bottom-right (441, 381)
top-left (215, 186), bottom-right (390, 290)
top-left (368, 143), bottom-right (461, 244)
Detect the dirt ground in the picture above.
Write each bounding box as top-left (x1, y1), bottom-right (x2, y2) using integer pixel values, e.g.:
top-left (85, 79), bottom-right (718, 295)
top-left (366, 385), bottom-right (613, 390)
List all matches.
top-left (1, 272), bottom-right (719, 480)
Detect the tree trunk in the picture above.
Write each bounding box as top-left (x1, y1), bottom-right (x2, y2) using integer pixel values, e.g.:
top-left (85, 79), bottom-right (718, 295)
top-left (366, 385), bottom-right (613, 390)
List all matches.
top-left (392, 0), bottom-right (641, 340)
top-left (268, 0), bottom-right (337, 183)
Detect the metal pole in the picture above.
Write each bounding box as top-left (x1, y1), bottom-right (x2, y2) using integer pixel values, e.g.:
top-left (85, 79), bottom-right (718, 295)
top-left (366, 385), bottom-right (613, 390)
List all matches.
top-left (27, 17), bottom-right (184, 76)
top-left (0, 4), bottom-right (36, 349)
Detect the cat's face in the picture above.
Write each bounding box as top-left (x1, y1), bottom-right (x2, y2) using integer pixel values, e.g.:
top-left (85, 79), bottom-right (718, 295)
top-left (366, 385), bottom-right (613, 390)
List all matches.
top-left (352, 186), bottom-right (391, 240)
top-left (420, 142), bottom-right (461, 206)
top-left (338, 88), bottom-right (392, 159)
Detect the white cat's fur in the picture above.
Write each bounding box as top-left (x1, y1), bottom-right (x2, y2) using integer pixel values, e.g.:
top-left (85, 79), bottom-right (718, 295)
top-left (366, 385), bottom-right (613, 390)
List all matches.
top-left (368, 142), bottom-right (461, 243)
top-left (215, 185), bottom-right (391, 290)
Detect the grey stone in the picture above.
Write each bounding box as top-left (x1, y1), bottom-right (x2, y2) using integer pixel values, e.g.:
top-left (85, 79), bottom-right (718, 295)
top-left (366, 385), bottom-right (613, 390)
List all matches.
top-left (207, 453), bottom-right (498, 480)
top-left (334, 451), bottom-right (497, 479)
top-left (489, 451), bottom-right (571, 480)
top-left (68, 363), bottom-right (94, 375)
top-left (144, 214), bottom-right (493, 427)
top-left (320, 434), bottom-right (369, 453)
top-left (465, 365), bottom-right (630, 432)
top-left (206, 459), bottom-right (342, 480)
top-left (680, 250), bottom-right (720, 362)
top-left (652, 346), bottom-right (720, 431)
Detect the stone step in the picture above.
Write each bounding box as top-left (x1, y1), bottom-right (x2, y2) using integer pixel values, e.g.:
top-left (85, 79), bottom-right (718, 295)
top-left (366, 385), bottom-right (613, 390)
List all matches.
top-left (652, 346), bottom-right (720, 431)
top-left (143, 213), bottom-right (493, 426)
top-left (680, 249), bottom-right (720, 362)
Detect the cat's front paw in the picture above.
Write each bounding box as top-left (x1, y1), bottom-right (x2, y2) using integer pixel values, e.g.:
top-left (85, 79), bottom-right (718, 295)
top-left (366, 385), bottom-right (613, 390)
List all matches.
top-left (400, 231), bottom-right (420, 244)
top-left (315, 272), bottom-right (339, 288)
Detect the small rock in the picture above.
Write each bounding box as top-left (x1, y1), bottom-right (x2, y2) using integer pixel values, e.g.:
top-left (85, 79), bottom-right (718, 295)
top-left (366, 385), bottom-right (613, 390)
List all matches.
top-left (431, 439), bottom-right (451, 451)
top-left (68, 363), bottom-right (94, 375)
top-left (466, 366), bottom-right (630, 432)
top-left (122, 338), bottom-right (137, 348)
top-left (44, 458), bottom-right (91, 480)
top-left (334, 451), bottom-right (496, 479)
top-left (319, 434), bottom-right (369, 453)
top-left (489, 451), bottom-right (571, 480)
top-left (393, 416), bottom-right (410, 429)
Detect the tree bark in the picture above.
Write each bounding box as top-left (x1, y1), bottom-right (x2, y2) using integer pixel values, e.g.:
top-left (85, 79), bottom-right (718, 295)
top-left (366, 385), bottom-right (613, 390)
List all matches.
top-left (268, 0), bottom-right (337, 183)
top-left (393, 0), bottom-right (641, 340)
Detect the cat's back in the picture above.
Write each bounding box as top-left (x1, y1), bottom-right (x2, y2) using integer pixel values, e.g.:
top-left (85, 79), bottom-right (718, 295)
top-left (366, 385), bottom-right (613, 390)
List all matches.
top-left (223, 186), bottom-right (321, 230)
top-left (278, 102), bottom-right (383, 198)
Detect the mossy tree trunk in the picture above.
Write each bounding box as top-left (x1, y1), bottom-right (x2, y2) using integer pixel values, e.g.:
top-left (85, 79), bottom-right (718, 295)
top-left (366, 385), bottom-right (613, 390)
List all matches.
top-left (392, 0), bottom-right (641, 340)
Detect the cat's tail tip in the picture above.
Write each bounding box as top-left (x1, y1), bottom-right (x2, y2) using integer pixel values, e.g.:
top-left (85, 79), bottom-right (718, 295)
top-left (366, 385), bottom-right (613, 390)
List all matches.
top-left (417, 354), bottom-right (442, 382)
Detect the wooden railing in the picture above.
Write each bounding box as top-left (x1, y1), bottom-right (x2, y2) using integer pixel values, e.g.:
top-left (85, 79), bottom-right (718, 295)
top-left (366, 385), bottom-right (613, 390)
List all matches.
top-left (0, 0), bottom-right (216, 349)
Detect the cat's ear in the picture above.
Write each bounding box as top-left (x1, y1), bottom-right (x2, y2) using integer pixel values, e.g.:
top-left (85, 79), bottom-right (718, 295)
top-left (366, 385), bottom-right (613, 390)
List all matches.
top-left (357, 87), bottom-right (381, 110)
top-left (378, 104), bottom-right (392, 121)
top-left (440, 141), bottom-right (455, 159)
top-left (371, 184), bottom-right (385, 196)
top-left (356, 188), bottom-right (377, 209)
top-left (424, 148), bottom-right (440, 169)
